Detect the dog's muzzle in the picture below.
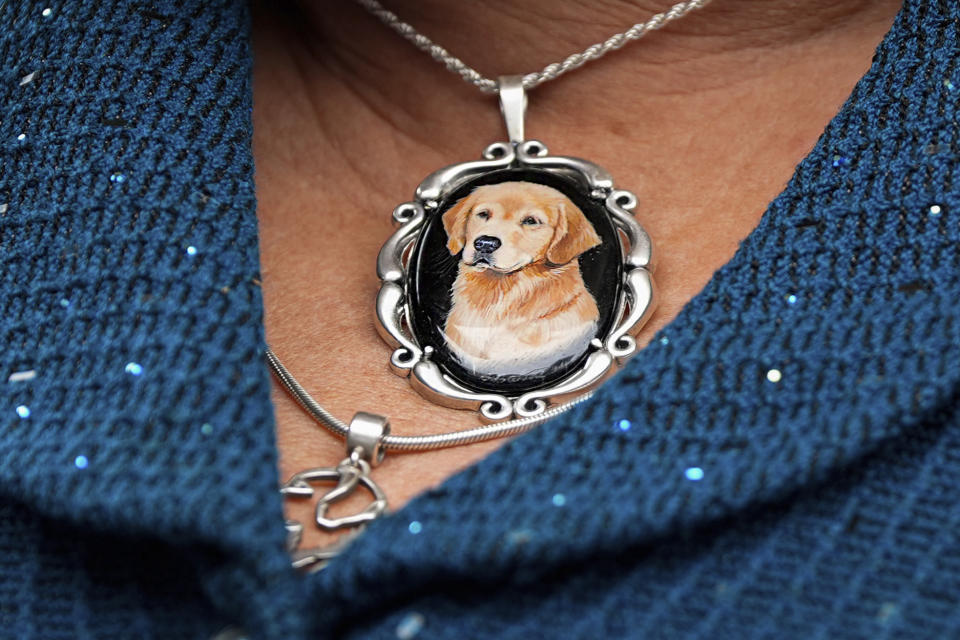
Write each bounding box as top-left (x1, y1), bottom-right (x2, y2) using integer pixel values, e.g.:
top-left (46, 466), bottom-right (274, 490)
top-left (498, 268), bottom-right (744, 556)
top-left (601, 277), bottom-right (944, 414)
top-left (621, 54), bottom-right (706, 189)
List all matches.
top-left (470, 235), bottom-right (501, 266)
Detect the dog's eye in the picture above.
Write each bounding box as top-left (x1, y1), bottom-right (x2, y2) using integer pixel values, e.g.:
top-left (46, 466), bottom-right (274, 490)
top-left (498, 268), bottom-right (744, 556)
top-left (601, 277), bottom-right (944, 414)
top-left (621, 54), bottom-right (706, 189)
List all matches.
top-left (475, 210), bottom-right (489, 220)
top-left (521, 216), bottom-right (540, 226)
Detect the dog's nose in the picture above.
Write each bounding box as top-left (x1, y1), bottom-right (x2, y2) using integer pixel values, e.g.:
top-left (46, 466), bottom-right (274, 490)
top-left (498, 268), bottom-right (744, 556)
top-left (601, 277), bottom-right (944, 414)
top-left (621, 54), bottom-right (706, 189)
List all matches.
top-left (473, 235), bottom-right (501, 253)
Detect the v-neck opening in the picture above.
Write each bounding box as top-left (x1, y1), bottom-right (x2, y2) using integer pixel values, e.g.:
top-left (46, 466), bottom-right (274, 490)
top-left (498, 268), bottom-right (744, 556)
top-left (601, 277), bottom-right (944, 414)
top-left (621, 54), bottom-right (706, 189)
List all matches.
top-left (259, 1), bottom-right (906, 527)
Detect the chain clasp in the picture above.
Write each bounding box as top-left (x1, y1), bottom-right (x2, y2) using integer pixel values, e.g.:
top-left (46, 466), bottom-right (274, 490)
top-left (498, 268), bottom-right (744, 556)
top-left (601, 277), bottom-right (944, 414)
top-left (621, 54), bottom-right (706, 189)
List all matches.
top-left (280, 412), bottom-right (390, 572)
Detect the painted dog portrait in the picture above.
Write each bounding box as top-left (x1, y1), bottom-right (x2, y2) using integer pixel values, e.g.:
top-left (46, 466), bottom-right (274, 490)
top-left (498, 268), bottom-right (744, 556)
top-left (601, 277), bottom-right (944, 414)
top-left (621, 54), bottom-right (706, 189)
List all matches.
top-left (440, 181), bottom-right (602, 377)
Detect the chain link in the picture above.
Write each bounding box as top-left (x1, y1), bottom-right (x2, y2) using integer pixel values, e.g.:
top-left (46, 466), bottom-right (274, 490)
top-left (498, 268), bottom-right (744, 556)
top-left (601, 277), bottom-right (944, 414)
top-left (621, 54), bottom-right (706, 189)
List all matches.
top-left (353, 0), bottom-right (714, 94)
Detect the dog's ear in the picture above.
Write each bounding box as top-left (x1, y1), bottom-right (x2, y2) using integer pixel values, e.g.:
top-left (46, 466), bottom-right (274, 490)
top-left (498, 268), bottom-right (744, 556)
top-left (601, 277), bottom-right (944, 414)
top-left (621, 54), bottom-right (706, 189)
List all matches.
top-left (546, 197), bottom-right (601, 265)
top-left (442, 192), bottom-right (475, 255)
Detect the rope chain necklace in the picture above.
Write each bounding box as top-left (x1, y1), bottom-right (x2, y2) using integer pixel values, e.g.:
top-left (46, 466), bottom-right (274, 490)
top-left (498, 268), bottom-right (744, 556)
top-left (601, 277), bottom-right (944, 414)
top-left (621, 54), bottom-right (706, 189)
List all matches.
top-left (272, 0), bottom-right (714, 572)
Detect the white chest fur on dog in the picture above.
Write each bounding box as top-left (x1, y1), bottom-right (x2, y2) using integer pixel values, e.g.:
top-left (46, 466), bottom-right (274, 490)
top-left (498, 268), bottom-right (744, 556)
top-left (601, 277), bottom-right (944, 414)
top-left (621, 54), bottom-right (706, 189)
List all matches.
top-left (444, 267), bottom-right (599, 377)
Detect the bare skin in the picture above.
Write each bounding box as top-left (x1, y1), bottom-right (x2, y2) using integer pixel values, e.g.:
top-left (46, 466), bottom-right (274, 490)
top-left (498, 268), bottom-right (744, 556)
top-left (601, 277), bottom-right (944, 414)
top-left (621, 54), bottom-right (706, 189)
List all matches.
top-left (252, 0), bottom-right (903, 547)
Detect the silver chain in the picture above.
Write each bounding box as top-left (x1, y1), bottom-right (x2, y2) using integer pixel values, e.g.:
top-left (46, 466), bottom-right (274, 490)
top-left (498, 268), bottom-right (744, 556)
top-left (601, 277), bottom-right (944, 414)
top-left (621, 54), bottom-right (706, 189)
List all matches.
top-left (269, 346), bottom-right (591, 573)
top-left (266, 348), bottom-right (592, 453)
top-left (353, 0), bottom-right (714, 94)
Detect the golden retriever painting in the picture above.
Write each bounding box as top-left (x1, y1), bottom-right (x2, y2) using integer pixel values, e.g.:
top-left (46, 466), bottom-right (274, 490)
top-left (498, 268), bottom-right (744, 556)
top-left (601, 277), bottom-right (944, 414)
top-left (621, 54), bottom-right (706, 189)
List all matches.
top-left (441, 181), bottom-right (602, 377)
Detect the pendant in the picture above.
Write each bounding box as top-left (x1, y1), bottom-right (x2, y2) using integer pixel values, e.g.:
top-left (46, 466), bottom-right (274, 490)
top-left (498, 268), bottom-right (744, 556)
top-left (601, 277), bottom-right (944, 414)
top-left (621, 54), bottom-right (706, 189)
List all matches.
top-left (375, 76), bottom-right (656, 421)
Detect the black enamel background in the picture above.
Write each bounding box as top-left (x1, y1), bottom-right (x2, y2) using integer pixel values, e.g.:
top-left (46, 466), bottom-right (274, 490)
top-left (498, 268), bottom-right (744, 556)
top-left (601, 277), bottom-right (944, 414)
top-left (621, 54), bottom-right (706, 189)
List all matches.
top-left (408, 168), bottom-right (623, 394)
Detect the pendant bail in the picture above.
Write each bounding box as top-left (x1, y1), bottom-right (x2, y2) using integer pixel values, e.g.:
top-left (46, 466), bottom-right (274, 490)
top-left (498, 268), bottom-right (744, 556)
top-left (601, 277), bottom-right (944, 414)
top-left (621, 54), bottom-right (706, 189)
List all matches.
top-left (346, 411), bottom-right (390, 467)
top-left (497, 75), bottom-right (527, 144)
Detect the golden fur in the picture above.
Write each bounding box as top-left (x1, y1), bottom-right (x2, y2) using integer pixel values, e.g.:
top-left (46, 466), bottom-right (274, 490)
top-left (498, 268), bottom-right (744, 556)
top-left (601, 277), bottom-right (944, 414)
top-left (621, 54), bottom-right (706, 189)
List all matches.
top-left (441, 181), bottom-right (602, 376)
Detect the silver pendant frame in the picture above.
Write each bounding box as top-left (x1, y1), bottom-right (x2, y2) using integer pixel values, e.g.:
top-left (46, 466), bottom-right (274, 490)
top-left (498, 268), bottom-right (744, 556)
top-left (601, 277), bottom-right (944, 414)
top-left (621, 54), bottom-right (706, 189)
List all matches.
top-left (375, 78), bottom-right (656, 422)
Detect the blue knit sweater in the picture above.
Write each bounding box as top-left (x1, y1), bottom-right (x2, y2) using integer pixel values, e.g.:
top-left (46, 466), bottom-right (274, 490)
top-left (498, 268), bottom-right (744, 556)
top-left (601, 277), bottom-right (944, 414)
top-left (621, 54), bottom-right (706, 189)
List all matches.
top-left (2, 1), bottom-right (959, 638)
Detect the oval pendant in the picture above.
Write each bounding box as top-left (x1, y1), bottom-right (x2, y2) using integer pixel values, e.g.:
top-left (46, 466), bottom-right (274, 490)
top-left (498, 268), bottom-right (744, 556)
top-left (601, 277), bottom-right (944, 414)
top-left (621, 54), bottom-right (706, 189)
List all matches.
top-left (375, 78), bottom-right (656, 421)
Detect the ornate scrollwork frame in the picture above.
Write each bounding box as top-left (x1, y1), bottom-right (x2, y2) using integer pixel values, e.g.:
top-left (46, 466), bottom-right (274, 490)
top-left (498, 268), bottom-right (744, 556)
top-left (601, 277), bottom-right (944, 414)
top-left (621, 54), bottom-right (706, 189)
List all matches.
top-left (375, 139), bottom-right (656, 422)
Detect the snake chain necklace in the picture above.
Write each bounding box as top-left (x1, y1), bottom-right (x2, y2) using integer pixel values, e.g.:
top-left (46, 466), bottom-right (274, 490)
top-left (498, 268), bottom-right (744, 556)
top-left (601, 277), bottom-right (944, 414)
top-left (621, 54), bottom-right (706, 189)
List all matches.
top-left (271, 0), bottom-right (713, 571)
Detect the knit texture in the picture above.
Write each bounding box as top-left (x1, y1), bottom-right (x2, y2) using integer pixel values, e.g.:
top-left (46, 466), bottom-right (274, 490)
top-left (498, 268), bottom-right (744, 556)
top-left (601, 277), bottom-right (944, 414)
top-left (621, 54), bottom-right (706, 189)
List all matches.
top-left (1, 1), bottom-right (959, 639)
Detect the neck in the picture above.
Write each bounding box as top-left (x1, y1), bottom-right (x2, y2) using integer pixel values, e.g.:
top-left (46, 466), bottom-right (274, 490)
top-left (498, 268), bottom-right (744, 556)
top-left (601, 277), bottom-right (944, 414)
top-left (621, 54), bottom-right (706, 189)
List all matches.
top-left (260, 0), bottom-right (902, 157)
top-left (251, 0), bottom-right (902, 210)
top-left (292, 0), bottom-right (900, 95)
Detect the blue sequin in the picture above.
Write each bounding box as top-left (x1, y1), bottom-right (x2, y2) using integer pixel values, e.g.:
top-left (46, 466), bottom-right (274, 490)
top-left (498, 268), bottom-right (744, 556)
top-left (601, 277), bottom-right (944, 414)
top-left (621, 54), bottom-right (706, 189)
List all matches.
top-left (59, 298), bottom-right (70, 308)
top-left (41, 7), bottom-right (52, 17)
top-left (876, 602), bottom-right (899, 623)
top-left (684, 467), bottom-right (704, 481)
top-left (186, 246), bottom-right (198, 256)
top-left (109, 172), bottom-right (126, 183)
top-left (395, 612), bottom-right (425, 640)
top-left (506, 528), bottom-right (534, 546)
top-left (8, 370), bottom-right (37, 383)
top-left (659, 336), bottom-right (669, 346)
top-left (201, 423), bottom-right (214, 436)
top-left (125, 362), bottom-right (143, 376)
top-left (16, 133), bottom-right (26, 142)
top-left (786, 294), bottom-right (798, 304)
top-left (617, 419), bottom-right (632, 432)
top-left (945, 79), bottom-right (956, 91)
top-left (408, 520), bottom-right (423, 535)
top-left (15, 405), bottom-right (30, 419)
top-left (832, 155), bottom-right (849, 168)
top-left (767, 368), bottom-right (783, 383)
top-left (929, 204), bottom-right (942, 215)
top-left (552, 493), bottom-right (566, 507)
top-left (74, 455), bottom-right (88, 469)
